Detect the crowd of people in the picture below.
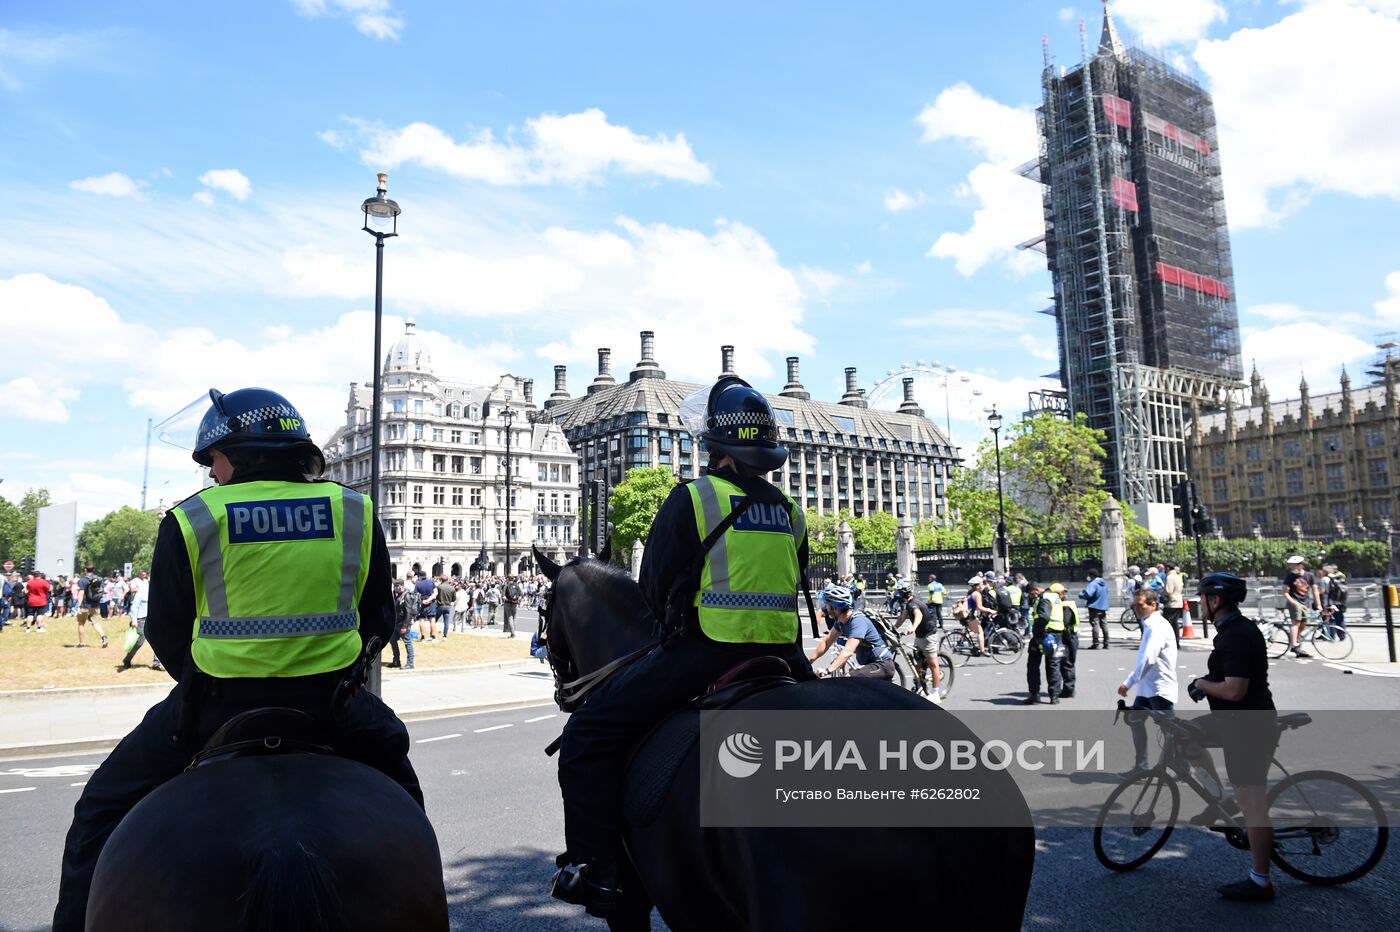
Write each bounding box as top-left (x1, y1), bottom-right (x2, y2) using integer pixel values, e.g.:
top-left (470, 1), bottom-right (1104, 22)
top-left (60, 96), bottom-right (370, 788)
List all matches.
top-left (385, 572), bottom-right (550, 670)
top-left (1, 568), bottom-right (149, 643)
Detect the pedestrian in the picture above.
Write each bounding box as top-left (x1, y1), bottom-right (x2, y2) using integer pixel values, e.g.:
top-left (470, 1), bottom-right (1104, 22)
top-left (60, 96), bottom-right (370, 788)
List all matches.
top-left (1321, 564), bottom-right (1348, 628)
top-left (1117, 587), bottom-right (1177, 777)
top-left (75, 566), bottom-right (111, 648)
top-left (8, 574), bottom-right (28, 626)
top-left (452, 583), bottom-right (471, 634)
top-left (415, 571), bottom-right (438, 641)
top-left (1022, 581), bottom-right (1064, 704)
top-left (118, 572), bottom-right (162, 672)
top-left (925, 574), bottom-right (945, 630)
top-left (502, 575), bottom-right (522, 638)
top-left (1280, 555), bottom-right (1319, 658)
top-left (473, 583), bottom-right (486, 627)
top-left (1162, 562), bottom-right (1184, 646)
top-left (1, 574), bottom-right (14, 631)
top-left (1080, 568), bottom-right (1110, 649)
top-left (386, 580), bottom-right (408, 668)
top-left (24, 571), bottom-right (53, 632)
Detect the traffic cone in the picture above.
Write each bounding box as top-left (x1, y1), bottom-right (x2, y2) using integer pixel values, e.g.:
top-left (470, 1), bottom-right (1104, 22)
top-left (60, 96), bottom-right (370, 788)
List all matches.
top-left (1181, 601), bottom-right (1196, 639)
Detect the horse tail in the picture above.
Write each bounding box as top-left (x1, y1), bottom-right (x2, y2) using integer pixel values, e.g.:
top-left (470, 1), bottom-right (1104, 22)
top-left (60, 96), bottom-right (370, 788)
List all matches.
top-left (238, 841), bottom-right (348, 932)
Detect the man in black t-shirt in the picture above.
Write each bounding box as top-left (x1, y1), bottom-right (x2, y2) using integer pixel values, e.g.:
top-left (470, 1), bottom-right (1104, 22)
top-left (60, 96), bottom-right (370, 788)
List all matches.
top-left (896, 582), bottom-right (942, 702)
top-left (1280, 555), bottom-right (1319, 658)
top-left (1185, 573), bottom-right (1278, 902)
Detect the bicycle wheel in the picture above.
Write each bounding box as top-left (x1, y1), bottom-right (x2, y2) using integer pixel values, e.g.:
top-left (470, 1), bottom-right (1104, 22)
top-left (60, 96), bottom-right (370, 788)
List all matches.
top-left (1266, 623), bottom-right (1292, 660)
top-left (891, 651), bottom-right (910, 689)
top-left (936, 651), bottom-right (954, 698)
top-left (938, 630), bottom-right (972, 666)
top-left (1094, 770), bottom-right (1180, 871)
top-left (988, 629), bottom-right (1023, 665)
top-left (1268, 770), bottom-right (1388, 885)
top-left (1119, 607), bottom-right (1139, 632)
top-left (1309, 624), bottom-right (1354, 662)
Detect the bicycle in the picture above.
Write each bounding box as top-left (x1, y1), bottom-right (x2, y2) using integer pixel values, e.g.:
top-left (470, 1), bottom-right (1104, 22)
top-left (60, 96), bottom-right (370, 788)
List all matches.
top-left (1259, 609), bottom-right (1353, 661)
top-left (868, 611), bottom-right (954, 700)
top-left (938, 614), bottom-right (1023, 666)
top-left (1094, 702), bottom-right (1387, 884)
top-left (1118, 606), bottom-right (1140, 633)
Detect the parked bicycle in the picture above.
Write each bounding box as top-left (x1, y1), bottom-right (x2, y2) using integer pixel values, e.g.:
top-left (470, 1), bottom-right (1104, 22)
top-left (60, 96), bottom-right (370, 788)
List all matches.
top-left (1095, 701), bottom-right (1387, 884)
top-left (1258, 610), bottom-right (1353, 661)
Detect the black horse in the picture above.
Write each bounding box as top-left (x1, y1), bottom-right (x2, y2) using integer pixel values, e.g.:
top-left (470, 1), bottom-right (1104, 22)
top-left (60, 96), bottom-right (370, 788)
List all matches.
top-left (87, 747), bottom-right (447, 931)
top-left (538, 549), bottom-right (1035, 932)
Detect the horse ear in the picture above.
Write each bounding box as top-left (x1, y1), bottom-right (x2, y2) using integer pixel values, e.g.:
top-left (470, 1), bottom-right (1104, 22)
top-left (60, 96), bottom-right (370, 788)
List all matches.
top-left (535, 546), bottom-right (561, 581)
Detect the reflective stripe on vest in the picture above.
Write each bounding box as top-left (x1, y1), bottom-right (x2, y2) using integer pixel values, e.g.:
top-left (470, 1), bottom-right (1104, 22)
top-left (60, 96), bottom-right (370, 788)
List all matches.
top-left (1005, 585), bottom-right (1022, 607)
top-left (1063, 601), bottom-right (1080, 630)
top-left (688, 475), bottom-right (803, 644)
top-left (173, 481), bottom-right (369, 678)
top-left (1039, 593), bottom-right (1066, 632)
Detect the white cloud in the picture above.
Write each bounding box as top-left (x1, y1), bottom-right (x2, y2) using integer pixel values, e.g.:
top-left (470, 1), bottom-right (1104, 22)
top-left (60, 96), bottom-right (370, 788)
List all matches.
top-left (1112, 0), bottom-right (1226, 46)
top-left (1376, 271), bottom-right (1400, 325)
top-left (359, 109), bottom-right (713, 186)
top-left (198, 168), bottom-right (251, 201)
top-left (68, 172), bottom-right (142, 198)
top-left (798, 265), bottom-right (843, 302)
top-left (1059, 8), bottom-right (1077, 23)
top-left (1242, 321), bottom-right (1374, 394)
top-left (0, 28), bottom-right (105, 91)
top-left (855, 260), bottom-right (873, 274)
top-left (317, 128), bottom-right (348, 149)
top-left (883, 188), bottom-right (925, 212)
top-left (915, 83), bottom-right (1044, 277)
top-left (291, 0), bottom-right (404, 41)
top-left (1195, 1), bottom-right (1400, 227)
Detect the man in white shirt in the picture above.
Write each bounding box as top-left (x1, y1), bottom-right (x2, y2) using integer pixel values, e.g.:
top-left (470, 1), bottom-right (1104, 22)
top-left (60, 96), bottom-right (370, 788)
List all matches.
top-left (1116, 588), bottom-right (1178, 777)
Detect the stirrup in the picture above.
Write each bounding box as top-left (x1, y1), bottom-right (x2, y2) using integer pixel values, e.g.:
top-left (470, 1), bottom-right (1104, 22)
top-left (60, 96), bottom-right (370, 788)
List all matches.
top-left (551, 863), bottom-right (624, 919)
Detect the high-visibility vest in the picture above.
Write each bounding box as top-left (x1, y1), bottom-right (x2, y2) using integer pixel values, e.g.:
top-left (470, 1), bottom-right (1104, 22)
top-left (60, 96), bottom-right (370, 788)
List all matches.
top-left (687, 475), bottom-right (804, 644)
top-left (927, 582), bottom-right (945, 605)
top-left (1062, 601), bottom-right (1080, 631)
top-left (1004, 585), bottom-right (1022, 607)
top-left (172, 480), bottom-right (371, 678)
top-left (1036, 592), bottom-right (1066, 632)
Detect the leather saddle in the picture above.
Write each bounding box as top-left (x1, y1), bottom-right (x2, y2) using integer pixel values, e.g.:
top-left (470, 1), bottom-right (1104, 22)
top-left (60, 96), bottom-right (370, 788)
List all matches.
top-left (187, 707), bottom-right (335, 772)
top-left (697, 655), bottom-right (796, 710)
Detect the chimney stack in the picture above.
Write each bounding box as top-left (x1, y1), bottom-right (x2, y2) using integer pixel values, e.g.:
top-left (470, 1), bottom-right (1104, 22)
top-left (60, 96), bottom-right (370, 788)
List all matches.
top-left (897, 376), bottom-right (925, 416)
top-left (544, 365), bottom-right (570, 408)
top-left (629, 330), bottom-right (667, 381)
top-left (588, 347), bottom-right (617, 394)
top-left (720, 345), bottom-right (736, 378)
top-left (779, 356), bottom-right (810, 400)
top-left (522, 378), bottom-right (534, 405)
top-left (840, 366), bottom-right (867, 407)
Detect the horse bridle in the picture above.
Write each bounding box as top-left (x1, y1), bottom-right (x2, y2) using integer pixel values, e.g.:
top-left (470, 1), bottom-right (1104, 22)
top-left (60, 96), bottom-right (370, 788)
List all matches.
top-left (538, 565), bottom-right (659, 714)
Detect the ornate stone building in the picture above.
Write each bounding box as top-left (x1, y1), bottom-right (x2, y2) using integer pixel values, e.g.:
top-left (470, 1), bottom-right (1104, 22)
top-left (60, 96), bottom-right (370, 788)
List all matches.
top-left (1189, 364), bottom-right (1400, 537)
top-left (542, 331), bottom-right (960, 523)
top-left (321, 321), bottom-right (578, 578)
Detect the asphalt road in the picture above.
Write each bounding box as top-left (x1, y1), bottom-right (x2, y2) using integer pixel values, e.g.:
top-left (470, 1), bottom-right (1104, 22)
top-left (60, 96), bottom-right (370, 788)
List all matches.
top-left (2, 632), bottom-right (1397, 931)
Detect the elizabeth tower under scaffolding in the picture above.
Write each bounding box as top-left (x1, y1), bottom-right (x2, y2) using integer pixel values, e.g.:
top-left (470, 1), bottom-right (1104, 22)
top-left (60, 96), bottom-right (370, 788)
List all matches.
top-left (1027, 3), bottom-right (1244, 528)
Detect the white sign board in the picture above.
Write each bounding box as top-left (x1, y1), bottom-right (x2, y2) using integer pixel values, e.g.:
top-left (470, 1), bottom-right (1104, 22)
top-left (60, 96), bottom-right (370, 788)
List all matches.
top-left (35, 501), bottom-right (78, 579)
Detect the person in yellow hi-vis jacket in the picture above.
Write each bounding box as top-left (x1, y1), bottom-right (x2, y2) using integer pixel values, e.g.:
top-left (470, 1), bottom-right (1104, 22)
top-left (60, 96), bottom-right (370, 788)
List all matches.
top-left (53, 388), bottom-right (421, 932)
top-left (552, 376), bottom-right (817, 918)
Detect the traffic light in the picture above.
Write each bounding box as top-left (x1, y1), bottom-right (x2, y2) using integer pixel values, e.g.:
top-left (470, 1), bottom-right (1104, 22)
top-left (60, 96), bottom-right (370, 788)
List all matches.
top-left (1191, 504), bottom-right (1216, 536)
top-left (19, 555), bottom-right (34, 575)
top-left (1172, 481), bottom-right (1198, 538)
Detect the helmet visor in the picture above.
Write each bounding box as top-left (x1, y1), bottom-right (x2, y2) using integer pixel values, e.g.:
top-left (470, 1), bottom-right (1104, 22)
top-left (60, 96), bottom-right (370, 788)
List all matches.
top-left (154, 393), bottom-right (214, 451)
top-left (679, 386), bottom-right (709, 439)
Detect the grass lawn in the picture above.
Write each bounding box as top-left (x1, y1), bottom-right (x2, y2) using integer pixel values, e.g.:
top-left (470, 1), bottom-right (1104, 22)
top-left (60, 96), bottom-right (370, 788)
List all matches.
top-left (0, 613), bottom-right (530, 692)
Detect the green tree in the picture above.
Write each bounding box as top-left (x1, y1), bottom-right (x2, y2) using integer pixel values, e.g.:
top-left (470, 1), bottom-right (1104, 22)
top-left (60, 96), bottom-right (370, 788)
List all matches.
top-left (804, 508), bottom-right (840, 553)
top-left (77, 506), bottom-right (162, 575)
top-left (608, 467), bottom-right (678, 558)
top-left (0, 487), bottom-right (52, 563)
top-left (849, 511), bottom-right (897, 551)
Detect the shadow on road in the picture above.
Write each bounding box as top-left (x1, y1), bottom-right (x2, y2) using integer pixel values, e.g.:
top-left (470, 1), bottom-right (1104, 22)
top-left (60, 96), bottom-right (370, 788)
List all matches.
top-left (444, 846), bottom-right (633, 931)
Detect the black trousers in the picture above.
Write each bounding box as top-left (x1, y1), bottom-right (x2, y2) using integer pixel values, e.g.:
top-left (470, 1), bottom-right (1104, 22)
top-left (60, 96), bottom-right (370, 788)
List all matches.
top-left (558, 634), bottom-right (815, 866)
top-left (1163, 606), bottom-right (1183, 647)
top-left (52, 675), bottom-right (422, 932)
top-left (1086, 609), bottom-right (1109, 647)
top-left (1059, 631), bottom-right (1077, 692)
top-left (1026, 642), bottom-right (1062, 699)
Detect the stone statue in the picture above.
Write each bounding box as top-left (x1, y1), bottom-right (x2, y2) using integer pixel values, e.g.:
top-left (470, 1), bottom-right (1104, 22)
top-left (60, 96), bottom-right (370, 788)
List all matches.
top-left (836, 520), bottom-right (855, 580)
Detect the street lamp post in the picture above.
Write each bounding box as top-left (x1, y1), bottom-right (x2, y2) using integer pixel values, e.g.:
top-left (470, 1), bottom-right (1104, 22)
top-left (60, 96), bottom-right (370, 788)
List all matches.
top-left (502, 401), bottom-right (515, 576)
top-left (988, 405), bottom-right (1009, 575)
top-left (361, 172), bottom-right (401, 506)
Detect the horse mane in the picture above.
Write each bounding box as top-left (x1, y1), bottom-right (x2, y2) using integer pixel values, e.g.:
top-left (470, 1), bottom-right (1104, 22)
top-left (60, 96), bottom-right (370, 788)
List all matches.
top-left (557, 556), bottom-right (657, 643)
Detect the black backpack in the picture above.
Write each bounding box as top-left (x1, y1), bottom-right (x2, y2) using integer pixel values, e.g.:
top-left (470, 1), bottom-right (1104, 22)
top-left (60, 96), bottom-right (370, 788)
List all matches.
top-left (1330, 576), bottom-right (1348, 608)
top-left (85, 575), bottom-right (104, 603)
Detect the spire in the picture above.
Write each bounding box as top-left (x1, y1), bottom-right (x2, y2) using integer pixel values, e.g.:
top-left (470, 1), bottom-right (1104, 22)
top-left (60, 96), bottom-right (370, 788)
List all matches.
top-left (1099, 0), bottom-right (1126, 59)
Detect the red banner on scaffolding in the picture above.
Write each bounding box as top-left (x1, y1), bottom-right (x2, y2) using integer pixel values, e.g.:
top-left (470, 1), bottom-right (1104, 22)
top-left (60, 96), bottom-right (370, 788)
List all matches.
top-left (1111, 176), bottom-right (1139, 212)
top-left (1156, 261), bottom-right (1230, 299)
top-left (1143, 111), bottom-right (1211, 156)
top-left (1101, 93), bottom-right (1133, 129)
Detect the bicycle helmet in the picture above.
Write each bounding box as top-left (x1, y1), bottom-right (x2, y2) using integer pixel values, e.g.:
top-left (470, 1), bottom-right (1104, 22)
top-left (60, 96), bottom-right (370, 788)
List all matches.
top-left (894, 581), bottom-right (913, 598)
top-left (822, 584), bottom-right (854, 611)
top-left (1197, 572), bottom-right (1247, 604)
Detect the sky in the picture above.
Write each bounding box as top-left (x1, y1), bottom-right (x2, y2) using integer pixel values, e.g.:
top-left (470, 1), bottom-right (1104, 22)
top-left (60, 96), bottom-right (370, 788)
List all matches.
top-left (2, 0), bottom-right (1399, 524)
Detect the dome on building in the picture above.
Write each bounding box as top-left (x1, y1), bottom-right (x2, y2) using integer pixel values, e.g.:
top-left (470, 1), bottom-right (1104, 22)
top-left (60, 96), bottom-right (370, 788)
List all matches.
top-left (385, 319), bottom-right (433, 374)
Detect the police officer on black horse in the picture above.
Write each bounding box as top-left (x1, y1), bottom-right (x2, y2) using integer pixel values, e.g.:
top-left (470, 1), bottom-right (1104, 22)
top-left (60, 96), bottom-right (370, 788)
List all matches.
top-left (52, 387), bottom-right (423, 931)
top-left (552, 375), bottom-right (817, 918)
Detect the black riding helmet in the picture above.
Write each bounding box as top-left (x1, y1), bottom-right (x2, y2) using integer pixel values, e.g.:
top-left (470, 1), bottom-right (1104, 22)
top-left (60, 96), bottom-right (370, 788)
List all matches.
top-left (193, 387), bottom-right (325, 475)
top-left (1197, 572), bottom-right (1247, 604)
top-left (699, 377), bottom-right (788, 473)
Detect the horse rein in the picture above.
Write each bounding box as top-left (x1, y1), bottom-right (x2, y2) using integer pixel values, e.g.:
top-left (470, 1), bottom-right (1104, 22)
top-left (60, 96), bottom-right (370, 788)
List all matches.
top-left (538, 578), bottom-right (659, 714)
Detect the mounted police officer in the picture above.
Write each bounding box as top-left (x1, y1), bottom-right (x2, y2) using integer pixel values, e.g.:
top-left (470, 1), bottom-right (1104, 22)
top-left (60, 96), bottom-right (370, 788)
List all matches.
top-left (552, 376), bottom-right (816, 918)
top-left (53, 388), bottom-right (421, 932)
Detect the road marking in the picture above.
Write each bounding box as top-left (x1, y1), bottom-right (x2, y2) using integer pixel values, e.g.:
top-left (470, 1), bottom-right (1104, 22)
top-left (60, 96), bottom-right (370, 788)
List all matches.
top-left (1322, 662), bottom-right (1400, 678)
top-left (474, 724), bottom-right (513, 733)
top-left (70, 782), bottom-right (86, 787)
top-left (0, 787), bottom-right (36, 795)
top-left (524, 714), bottom-right (556, 723)
top-left (416, 733), bottom-right (462, 744)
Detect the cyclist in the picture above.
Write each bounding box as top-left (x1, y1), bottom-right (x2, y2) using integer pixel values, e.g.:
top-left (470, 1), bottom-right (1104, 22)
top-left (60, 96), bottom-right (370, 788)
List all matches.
top-left (895, 581), bottom-right (943, 703)
top-left (1280, 556), bottom-right (1318, 658)
top-left (925, 574), bottom-right (945, 630)
top-left (994, 575), bottom-right (1022, 633)
top-left (809, 584), bottom-right (894, 680)
top-left (1185, 572), bottom-right (1278, 901)
top-left (962, 575), bottom-right (991, 657)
